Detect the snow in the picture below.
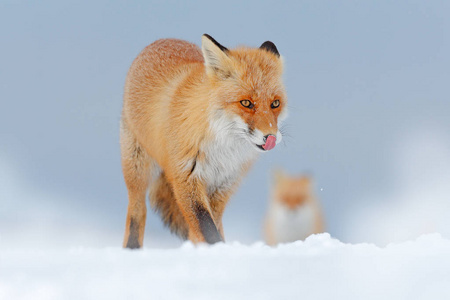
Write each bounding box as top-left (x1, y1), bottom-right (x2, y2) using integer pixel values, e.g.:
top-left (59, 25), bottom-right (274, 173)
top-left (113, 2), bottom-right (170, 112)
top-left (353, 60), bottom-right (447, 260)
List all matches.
top-left (2, 233), bottom-right (450, 300)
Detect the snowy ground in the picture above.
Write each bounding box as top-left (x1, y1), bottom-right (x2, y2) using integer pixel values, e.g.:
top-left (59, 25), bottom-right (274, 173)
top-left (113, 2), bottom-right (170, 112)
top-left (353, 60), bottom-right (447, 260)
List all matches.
top-left (1, 233), bottom-right (450, 300)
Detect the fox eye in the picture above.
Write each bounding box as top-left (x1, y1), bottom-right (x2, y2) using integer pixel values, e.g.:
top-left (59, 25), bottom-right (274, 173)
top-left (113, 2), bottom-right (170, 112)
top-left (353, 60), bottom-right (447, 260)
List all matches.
top-left (240, 100), bottom-right (254, 109)
top-left (271, 100), bottom-right (280, 109)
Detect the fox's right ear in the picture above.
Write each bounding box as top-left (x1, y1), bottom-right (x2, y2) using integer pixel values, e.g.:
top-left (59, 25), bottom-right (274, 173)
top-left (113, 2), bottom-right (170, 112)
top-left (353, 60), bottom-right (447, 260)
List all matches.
top-left (260, 41), bottom-right (280, 57)
top-left (202, 34), bottom-right (232, 78)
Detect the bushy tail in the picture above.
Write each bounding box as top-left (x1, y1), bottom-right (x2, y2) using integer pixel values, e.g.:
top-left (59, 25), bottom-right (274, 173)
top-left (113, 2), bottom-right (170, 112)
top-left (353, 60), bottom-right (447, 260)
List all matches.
top-left (149, 172), bottom-right (189, 239)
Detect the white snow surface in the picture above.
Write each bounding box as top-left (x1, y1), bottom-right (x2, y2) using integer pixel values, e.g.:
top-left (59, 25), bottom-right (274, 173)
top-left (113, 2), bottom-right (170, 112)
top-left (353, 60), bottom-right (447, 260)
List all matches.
top-left (2, 233), bottom-right (450, 300)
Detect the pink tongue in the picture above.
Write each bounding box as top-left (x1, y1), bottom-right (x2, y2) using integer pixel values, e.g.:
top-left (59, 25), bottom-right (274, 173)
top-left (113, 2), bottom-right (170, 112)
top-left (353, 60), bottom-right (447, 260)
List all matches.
top-left (262, 135), bottom-right (277, 151)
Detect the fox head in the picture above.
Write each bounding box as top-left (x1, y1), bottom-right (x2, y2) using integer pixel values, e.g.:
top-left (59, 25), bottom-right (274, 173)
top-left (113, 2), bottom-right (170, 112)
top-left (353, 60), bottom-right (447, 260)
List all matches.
top-left (202, 34), bottom-right (287, 152)
top-left (272, 170), bottom-right (313, 209)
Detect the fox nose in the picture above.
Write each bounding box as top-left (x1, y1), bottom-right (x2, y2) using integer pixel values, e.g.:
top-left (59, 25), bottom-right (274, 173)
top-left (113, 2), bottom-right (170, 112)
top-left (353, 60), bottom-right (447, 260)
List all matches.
top-left (262, 134), bottom-right (277, 151)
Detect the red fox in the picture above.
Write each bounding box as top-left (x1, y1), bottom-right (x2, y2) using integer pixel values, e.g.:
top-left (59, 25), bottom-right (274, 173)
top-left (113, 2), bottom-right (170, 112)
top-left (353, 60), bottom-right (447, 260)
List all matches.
top-left (121, 34), bottom-right (287, 248)
top-left (264, 170), bottom-right (324, 245)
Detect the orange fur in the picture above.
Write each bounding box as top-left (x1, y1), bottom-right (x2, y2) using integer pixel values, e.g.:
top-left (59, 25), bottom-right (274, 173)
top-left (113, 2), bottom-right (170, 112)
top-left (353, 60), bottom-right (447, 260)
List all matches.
top-left (121, 35), bottom-right (287, 248)
top-left (264, 170), bottom-right (324, 245)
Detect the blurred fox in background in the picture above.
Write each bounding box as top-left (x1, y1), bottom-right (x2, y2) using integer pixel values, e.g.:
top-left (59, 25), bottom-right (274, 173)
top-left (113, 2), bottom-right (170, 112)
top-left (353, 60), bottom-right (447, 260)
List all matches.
top-left (264, 170), bottom-right (324, 245)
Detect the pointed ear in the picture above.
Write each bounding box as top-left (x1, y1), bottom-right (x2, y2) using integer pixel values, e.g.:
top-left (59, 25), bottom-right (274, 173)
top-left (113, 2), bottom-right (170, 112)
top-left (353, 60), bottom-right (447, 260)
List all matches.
top-left (273, 168), bottom-right (286, 184)
top-left (260, 41), bottom-right (280, 57)
top-left (299, 174), bottom-right (314, 190)
top-left (202, 34), bottom-right (232, 78)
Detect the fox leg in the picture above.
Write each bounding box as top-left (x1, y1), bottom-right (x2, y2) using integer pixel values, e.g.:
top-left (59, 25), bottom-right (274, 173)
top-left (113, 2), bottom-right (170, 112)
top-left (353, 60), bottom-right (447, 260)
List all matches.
top-left (171, 177), bottom-right (223, 244)
top-left (209, 165), bottom-right (253, 241)
top-left (120, 119), bottom-right (151, 249)
top-left (209, 190), bottom-right (234, 241)
top-left (209, 170), bottom-right (251, 241)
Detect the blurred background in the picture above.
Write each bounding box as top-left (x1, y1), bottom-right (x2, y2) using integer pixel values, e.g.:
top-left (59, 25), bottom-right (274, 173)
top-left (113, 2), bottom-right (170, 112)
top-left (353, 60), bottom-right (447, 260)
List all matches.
top-left (1, 0), bottom-right (449, 248)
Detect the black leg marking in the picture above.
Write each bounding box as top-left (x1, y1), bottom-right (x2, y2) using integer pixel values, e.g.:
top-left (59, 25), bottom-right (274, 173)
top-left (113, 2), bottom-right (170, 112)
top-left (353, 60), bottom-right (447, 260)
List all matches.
top-left (126, 218), bottom-right (141, 249)
top-left (194, 204), bottom-right (223, 244)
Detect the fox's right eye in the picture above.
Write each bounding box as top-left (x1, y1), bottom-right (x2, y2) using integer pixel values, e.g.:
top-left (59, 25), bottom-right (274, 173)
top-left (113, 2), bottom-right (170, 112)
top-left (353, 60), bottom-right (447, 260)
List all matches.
top-left (240, 100), bottom-right (254, 109)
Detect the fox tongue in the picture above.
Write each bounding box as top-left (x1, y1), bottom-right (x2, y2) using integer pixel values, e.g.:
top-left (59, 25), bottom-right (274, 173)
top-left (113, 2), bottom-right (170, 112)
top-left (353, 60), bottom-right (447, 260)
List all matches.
top-left (262, 135), bottom-right (276, 151)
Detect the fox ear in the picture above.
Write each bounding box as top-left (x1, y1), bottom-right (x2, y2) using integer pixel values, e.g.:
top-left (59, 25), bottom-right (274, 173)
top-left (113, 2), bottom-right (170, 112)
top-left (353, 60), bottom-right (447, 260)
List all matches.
top-left (202, 34), bottom-right (232, 78)
top-left (273, 168), bottom-right (286, 184)
top-left (260, 41), bottom-right (280, 57)
top-left (298, 174), bottom-right (314, 191)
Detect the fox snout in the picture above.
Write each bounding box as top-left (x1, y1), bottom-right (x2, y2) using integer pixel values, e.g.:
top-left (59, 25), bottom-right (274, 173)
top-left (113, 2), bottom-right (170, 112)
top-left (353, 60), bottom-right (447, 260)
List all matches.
top-left (262, 135), bottom-right (277, 151)
top-left (252, 130), bottom-right (281, 152)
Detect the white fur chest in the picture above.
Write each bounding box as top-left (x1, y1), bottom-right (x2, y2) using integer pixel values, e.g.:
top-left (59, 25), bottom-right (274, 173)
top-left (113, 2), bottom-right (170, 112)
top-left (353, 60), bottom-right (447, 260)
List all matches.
top-left (193, 113), bottom-right (256, 195)
top-left (269, 200), bottom-right (317, 243)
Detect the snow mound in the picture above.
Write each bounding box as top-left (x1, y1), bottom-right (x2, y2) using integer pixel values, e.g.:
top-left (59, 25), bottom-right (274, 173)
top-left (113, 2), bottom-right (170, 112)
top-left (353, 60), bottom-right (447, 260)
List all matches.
top-left (1, 233), bottom-right (450, 300)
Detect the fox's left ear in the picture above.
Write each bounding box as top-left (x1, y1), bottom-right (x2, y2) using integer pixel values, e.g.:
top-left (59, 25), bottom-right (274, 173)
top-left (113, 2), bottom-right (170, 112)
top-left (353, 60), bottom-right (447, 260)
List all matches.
top-left (260, 41), bottom-right (280, 57)
top-left (273, 168), bottom-right (286, 185)
top-left (202, 34), bottom-right (233, 78)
